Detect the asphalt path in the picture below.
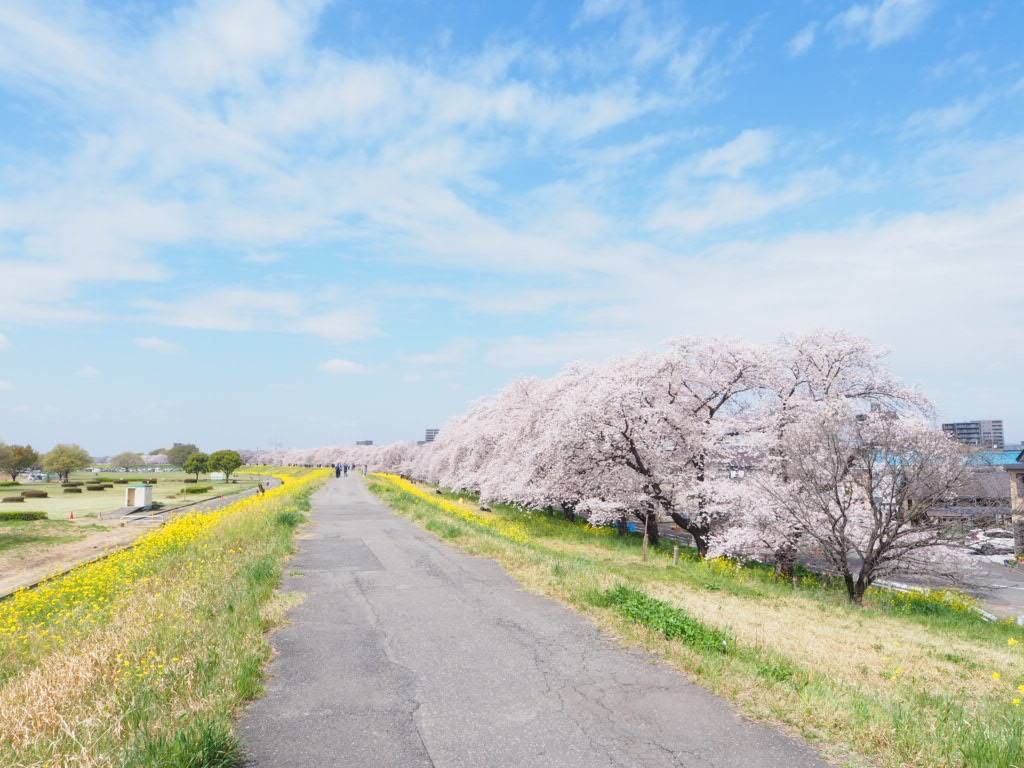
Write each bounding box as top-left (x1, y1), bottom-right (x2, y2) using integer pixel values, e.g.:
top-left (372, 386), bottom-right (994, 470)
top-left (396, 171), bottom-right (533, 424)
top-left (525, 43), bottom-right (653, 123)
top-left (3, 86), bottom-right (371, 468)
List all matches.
top-left (238, 478), bottom-right (828, 768)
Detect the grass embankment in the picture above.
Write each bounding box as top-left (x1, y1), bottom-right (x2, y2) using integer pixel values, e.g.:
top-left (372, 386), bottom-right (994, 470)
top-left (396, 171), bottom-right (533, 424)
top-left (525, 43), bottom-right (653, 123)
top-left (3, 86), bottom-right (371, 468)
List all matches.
top-left (369, 473), bottom-right (1024, 768)
top-left (0, 466), bottom-right (329, 768)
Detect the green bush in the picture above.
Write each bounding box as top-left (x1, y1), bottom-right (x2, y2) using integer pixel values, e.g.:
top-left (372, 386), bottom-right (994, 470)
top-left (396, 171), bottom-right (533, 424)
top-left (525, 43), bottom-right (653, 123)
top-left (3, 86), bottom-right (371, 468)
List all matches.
top-left (2, 496), bottom-right (25, 503)
top-left (95, 477), bottom-right (115, 483)
top-left (20, 490), bottom-right (48, 498)
top-left (0, 481), bottom-right (21, 487)
top-left (62, 482), bottom-right (83, 487)
top-left (0, 510), bottom-right (47, 521)
top-left (63, 487), bottom-right (83, 494)
top-left (183, 485), bottom-right (213, 495)
top-left (85, 485), bottom-right (105, 491)
top-left (114, 479), bottom-right (129, 484)
top-left (183, 478), bottom-right (198, 484)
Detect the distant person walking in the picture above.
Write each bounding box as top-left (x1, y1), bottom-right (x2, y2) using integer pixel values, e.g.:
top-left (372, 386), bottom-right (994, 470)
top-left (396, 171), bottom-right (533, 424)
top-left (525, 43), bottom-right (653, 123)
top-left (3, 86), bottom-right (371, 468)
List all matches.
top-left (343, 464), bottom-right (349, 477)
top-left (334, 464), bottom-right (341, 479)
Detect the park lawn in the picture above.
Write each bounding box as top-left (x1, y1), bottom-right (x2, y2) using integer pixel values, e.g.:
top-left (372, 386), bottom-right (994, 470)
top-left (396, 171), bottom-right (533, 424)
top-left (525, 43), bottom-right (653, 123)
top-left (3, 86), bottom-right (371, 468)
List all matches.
top-left (368, 473), bottom-right (1024, 768)
top-left (0, 467), bottom-right (329, 768)
top-left (0, 518), bottom-right (106, 555)
top-left (2, 471), bottom-right (256, 521)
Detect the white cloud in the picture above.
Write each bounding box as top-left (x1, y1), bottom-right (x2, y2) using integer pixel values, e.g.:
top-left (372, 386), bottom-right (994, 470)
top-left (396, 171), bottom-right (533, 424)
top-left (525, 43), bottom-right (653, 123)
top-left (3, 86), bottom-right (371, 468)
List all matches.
top-left (832, 0), bottom-right (934, 48)
top-left (689, 129), bottom-right (776, 178)
top-left (78, 365), bottom-right (101, 379)
top-left (242, 252), bottom-right (286, 264)
top-left (496, 192), bottom-right (1024, 402)
top-left (134, 336), bottom-right (182, 354)
top-left (293, 310), bottom-right (380, 343)
top-left (138, 289), bottom-right (377, 341)
top-left (788, 23), bottom-right (817, 56)
top-left (0, 0), bottom-right (685, 330)
top-left (903, 98), bottom-right (988, 136)
top-left (0, 379), bottom-right (12, 391)
top-left (485, 331), bottom-right (634, 369)
top-left (0, 333), bottom-right (9, 349)
top-left (402, 340), bottom-right (475, 366)
top-left (141, 289), bottom-right (303, 332)
top-left (319, 358), bottom-right (367, 375)
top-left (649, 170), bottom-right (835, 235)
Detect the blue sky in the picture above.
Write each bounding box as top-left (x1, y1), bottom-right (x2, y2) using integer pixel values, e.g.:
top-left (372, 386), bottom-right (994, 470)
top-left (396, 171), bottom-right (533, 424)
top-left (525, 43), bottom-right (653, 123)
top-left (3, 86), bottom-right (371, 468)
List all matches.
top-left (0, 0), bottom-right (1022, 455)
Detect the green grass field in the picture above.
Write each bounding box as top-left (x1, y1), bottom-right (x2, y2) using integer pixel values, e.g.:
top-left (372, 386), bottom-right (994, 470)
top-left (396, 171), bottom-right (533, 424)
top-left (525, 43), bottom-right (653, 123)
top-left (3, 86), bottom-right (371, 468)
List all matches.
top-left (369, 474), bottom-right (1024, 768)
top-left (1, 471), bottom-right (256, 521)
top-left (0, 518), bottom-right (106, 555)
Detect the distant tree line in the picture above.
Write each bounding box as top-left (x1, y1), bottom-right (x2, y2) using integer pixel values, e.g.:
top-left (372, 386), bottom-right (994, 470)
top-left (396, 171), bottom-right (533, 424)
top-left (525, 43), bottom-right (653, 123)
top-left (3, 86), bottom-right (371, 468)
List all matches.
top-left (0, 441), bottom-right (245, 484)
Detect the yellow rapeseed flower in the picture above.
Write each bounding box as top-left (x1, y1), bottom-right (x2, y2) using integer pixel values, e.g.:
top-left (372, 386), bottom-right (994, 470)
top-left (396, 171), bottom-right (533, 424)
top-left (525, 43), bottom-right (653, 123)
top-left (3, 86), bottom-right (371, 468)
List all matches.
top-left (0, 468), bottom-right (328, 647)
top-left (992, 672), bottom-right (1002, 681)
top-left (1009, 637), bottom-right (1020, 647)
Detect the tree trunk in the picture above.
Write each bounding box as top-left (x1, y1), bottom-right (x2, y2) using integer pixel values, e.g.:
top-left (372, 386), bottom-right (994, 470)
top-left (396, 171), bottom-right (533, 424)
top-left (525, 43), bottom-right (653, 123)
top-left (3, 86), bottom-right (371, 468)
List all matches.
top-left (843, 573), bottom-right (857, 603)
top-left (643, 511), bottom-right (660, 547)
top-left (691, 532), bottom-right (709, 558)
top-left (773, 544), bottom-right (798, 585)
top-left (842, 572), bottom-right (868, 605)
top-left (669, 512), bottom-right (707, 557)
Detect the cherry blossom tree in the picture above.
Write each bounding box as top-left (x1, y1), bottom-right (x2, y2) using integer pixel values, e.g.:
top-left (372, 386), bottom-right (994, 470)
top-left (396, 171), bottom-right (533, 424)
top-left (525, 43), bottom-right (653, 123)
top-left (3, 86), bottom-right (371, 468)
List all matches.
top-left (550, 338), bottom-right (766, 555)
top-left (738, 330), bottom-right (934, 578)
top-left (262, 330), bottom-right (972, 582)
top-left (746, 401), bottom-right (971, 603)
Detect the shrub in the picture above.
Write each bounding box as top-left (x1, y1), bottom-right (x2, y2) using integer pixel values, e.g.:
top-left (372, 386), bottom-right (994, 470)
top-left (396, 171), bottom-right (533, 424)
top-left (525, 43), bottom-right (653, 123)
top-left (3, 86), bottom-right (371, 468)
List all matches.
top-left (63, 487), bottom-right (83, 494)
top-left (2, 496), bottom-right (25, 503)
top-left (145, 479), bottom-right (158, 484)
top-left (20, 490), bottom-right (48, 498)
top-left (114, 479), bottom-right (129, 484)
top-left (183, 478), bottom-right (198, 484)
top-left (94, 477), bottom-right (115, 483)
top-left (62, 482), bottom-right (83, 487)
top-left (183, 485), bottom-right (213, 495)
top-left (0, 510), bottom-right (47, 521)
top-left (0, 481), bottom-right (21, 487)
top-left (85, 485), bottom-right (105, 491)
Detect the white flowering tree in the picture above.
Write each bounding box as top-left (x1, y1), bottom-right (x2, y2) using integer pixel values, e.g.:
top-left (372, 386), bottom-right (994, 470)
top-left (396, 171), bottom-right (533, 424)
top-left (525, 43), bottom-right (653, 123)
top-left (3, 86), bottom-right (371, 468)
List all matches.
top-left (748, 401), bottom-right (971, 603)
top-left (721, 330), bottom-right (935, 578)
top-left (555, 338), bottom-right (766, 555)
